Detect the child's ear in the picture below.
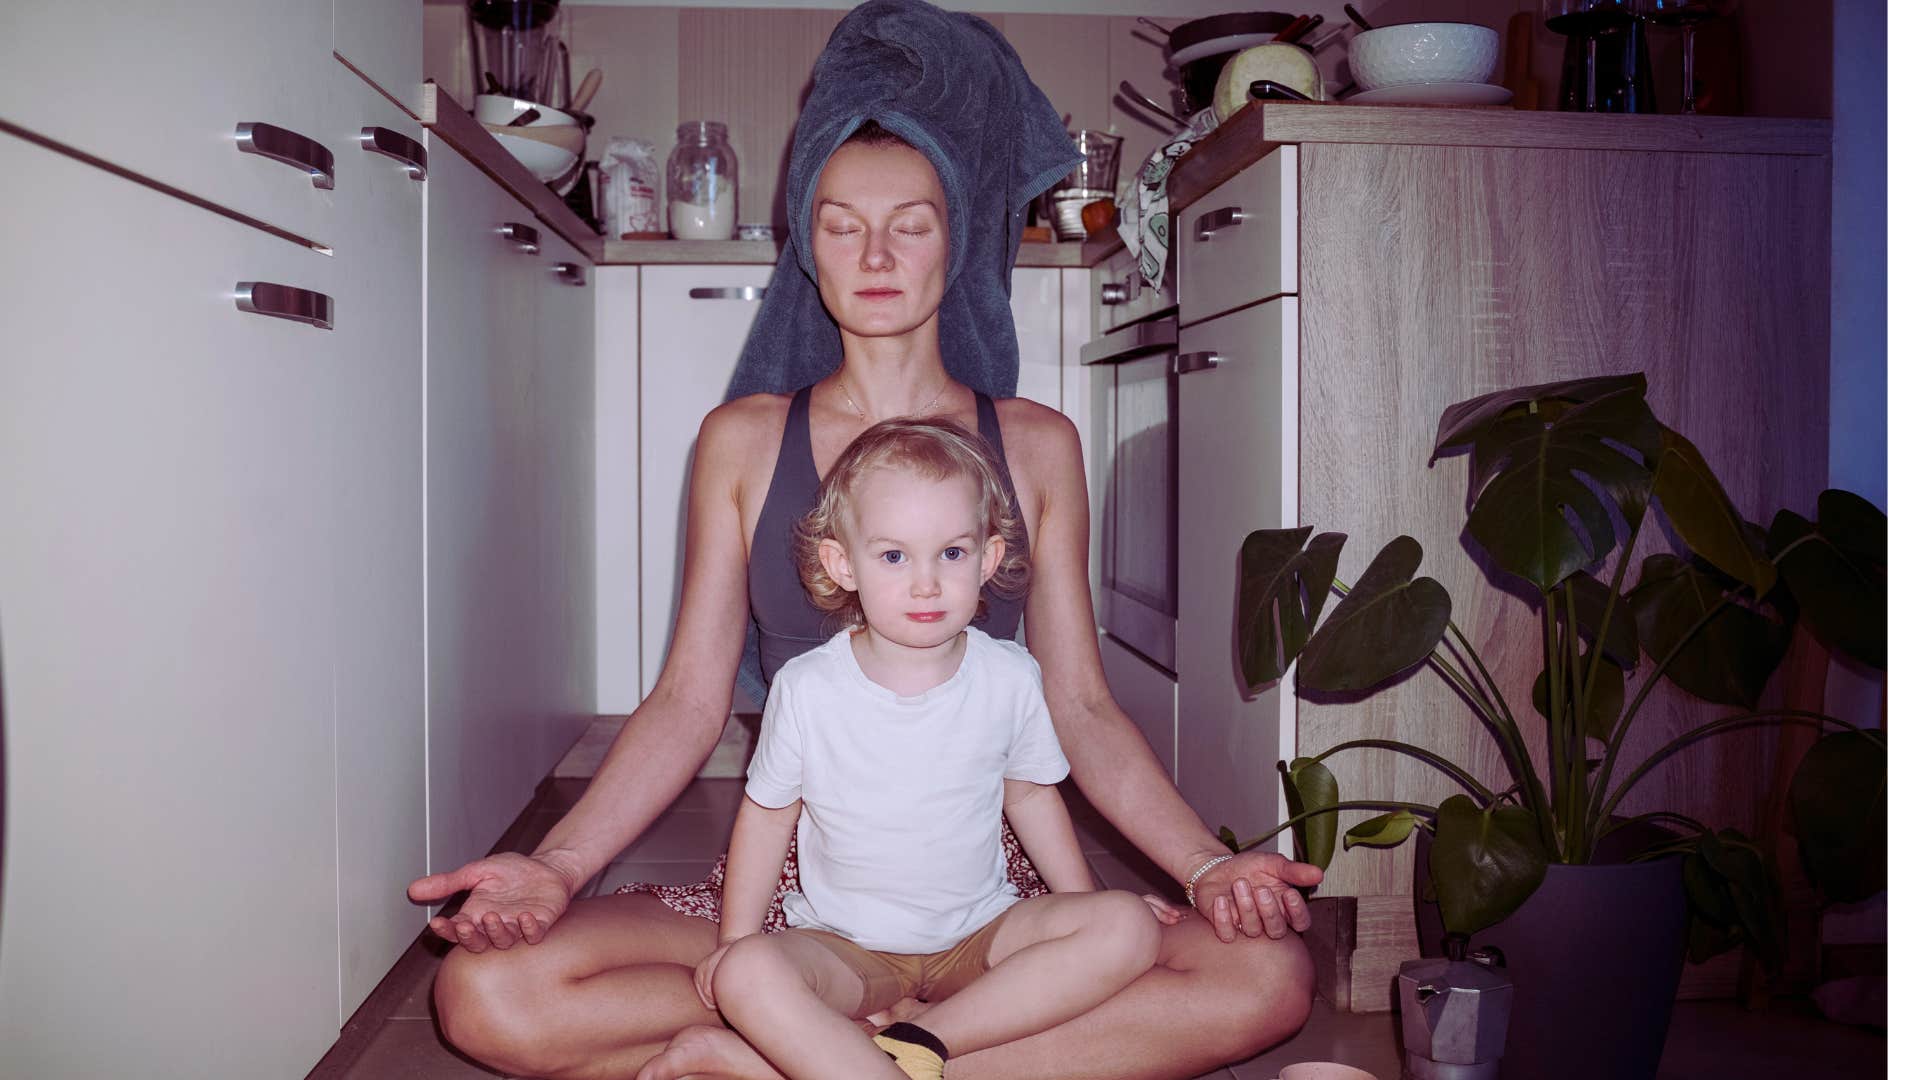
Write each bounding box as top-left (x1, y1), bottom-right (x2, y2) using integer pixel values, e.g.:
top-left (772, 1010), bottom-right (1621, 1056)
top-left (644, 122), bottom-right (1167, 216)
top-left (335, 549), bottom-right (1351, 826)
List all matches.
top-left (979, 533), bottom-right (1006, 584)
top-left (819, 538), bottom-right (858, 593)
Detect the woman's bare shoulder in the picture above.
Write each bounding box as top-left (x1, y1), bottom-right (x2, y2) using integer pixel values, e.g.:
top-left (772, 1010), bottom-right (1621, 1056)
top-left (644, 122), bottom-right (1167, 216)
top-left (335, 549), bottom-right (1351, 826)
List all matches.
top-left (700, 392), bottom-right (792, 455)
top-left (992, 396), bottom-right (1083, 474)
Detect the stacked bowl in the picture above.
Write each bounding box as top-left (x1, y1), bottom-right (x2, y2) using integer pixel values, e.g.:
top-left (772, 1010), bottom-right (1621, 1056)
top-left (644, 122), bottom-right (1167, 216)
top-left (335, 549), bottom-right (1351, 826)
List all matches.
top-left (475, 93), bottom-right (585, 184)
top-left (1346, 23), bottom-right (1511, 106)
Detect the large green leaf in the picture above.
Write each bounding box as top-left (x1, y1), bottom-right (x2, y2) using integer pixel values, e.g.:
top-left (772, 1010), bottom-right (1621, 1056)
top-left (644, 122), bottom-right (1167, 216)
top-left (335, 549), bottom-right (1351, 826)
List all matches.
top-left (1280, 757), bottom-right (1339, 871)
top-left (1563, 570), bottom-right (1640, 668)
top-left (1769, 500), bottom-right (1887, 668)
top-left (1344, 810), bottom-right (1419, 851)
top-left (1432, 373), bottom-right (1651, 455)
top-left (1682, 830), bottom-right (1784, 970)
top-left (1461, 389), bottom-right (1660, 590)
top-left (1237, 528), bottom-right (1347, 687)
top-left (1788, 731), bottom-right (1887, 903)
top-left (1297, 536), bottom-right (1452, 693)
top-left (1429, 794), bottom-right (1550, 935)
top-left (1652, 427), bottom-right (1777, 597)
top-left (1530, 649), bottom-right (1627, 745)
top-left (1629, 555), bottom-right (1790, 708)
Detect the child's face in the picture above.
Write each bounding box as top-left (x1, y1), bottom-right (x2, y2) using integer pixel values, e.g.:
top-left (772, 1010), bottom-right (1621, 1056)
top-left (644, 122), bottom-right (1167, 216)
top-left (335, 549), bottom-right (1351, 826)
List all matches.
top-left (819, 466), bottom-right (1004, 652)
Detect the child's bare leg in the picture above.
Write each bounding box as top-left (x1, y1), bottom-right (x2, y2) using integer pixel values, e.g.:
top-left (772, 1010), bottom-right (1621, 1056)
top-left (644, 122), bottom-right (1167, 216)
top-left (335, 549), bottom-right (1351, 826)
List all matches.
top-left (709, 933), bottom-right (905, 1080)
top-left (910, 890), bottom-right (1161, 1057)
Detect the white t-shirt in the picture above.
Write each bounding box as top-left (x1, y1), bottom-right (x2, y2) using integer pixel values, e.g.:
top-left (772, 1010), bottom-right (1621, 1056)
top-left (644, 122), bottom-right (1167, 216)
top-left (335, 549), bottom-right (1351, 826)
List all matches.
top-left (744, 625), bottom-right (1070, 954)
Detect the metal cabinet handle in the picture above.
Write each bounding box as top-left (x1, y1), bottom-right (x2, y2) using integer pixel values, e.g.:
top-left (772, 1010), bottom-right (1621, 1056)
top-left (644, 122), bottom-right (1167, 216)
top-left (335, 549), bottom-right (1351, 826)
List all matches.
top-left (1194, 206), bottom-right (1245, 242)
top-left (498, 222), bottom-right (540, 254)
top-left (359, 126), bottom-right (427, 180)
top-left (234, 282), bottom-right (334, 330)
top-left (553, 262), bottom-right (587, 287)
top-left (1100, 282), bottom-right (1130, 305)
top-left (689, 287), bottom-right (767, 300)
top-left (234, 123), bottom-right (335, 190)
top-left (1174, 350), bottom-right (1221, 374)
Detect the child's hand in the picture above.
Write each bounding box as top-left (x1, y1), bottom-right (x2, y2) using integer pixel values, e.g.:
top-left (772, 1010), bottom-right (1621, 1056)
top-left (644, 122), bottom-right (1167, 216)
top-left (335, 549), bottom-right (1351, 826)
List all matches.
top-left (693, 936), bottom-right (746, 1011)
top-left (1142, 893), bottom-right (1188, 926)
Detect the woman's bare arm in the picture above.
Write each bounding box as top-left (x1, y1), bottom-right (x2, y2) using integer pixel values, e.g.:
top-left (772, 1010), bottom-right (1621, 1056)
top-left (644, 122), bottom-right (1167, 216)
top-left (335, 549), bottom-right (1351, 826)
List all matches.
top-left (1003, 401), bottom-right (1321, 940)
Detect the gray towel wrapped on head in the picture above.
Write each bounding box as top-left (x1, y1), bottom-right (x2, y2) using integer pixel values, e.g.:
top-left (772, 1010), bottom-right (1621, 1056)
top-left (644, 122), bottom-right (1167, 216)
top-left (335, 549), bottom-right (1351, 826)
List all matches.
top-left (723, 0), bottom-right (1081, 403)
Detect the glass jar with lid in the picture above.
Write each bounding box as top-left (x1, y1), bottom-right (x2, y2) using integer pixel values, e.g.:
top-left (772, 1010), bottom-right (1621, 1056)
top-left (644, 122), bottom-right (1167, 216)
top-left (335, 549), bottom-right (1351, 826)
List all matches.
top-left (665, 121), bottom-right (739, 240)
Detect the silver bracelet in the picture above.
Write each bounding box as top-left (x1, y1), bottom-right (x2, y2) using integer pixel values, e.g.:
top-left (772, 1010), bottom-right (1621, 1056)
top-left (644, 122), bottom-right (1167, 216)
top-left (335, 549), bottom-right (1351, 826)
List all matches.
top-left (1183, 854), bottom-right (1236, 908)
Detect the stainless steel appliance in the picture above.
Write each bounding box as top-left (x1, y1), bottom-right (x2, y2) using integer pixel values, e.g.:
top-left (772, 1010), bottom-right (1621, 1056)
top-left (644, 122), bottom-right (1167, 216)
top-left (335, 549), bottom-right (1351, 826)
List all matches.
top-left (1082, 248), bottom-right (1179, 672)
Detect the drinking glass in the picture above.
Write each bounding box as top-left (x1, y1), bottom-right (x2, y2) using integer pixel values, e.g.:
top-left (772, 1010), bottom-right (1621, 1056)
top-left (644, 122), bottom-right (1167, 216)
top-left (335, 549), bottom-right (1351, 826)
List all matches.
top-left (1541, 0), bottom-right (1637, 111)
top-left (1639, 0), bottom-right (1734, 113)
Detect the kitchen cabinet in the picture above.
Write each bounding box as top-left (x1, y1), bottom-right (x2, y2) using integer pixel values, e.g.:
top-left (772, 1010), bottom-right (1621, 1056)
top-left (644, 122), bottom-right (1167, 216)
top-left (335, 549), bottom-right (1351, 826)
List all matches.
top-left (328, 64), bottom-right (429, 1016)
top-left (0, 0), bottom-right (338, 242)
top-left (0, 132), bottom-right (341, 1077)
top-left (334, 0), bottom-right (425, 113)
top-left (426, 135), bottom-right (596, 872)
top-left (1134, 106), bottom-right (1832, 1009)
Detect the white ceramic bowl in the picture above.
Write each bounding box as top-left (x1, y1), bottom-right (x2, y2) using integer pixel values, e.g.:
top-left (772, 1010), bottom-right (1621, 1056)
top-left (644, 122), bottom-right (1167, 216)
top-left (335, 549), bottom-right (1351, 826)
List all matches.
top-left (1348, 22), bottom-right (1500, 91)
top-left (489, 130), bottom-right (580, 183)
top-left (473, 93), bottom-right (581, 129)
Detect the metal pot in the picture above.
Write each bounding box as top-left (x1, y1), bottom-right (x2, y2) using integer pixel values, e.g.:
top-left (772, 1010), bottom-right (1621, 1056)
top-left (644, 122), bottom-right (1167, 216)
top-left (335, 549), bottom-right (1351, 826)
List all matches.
top-left (1167, 11), bottom-right (1296, 115)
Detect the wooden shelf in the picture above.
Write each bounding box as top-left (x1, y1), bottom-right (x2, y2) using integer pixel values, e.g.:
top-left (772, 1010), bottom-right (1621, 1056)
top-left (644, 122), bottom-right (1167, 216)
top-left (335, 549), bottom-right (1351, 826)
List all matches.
top-left (418, 83), bottom-right (602, 261)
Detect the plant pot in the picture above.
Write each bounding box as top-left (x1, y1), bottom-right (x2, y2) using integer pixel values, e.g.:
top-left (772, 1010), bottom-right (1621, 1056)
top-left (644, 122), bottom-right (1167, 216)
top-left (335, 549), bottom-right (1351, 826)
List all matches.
top-left (1412, 826), bottom-right (1687, 1080)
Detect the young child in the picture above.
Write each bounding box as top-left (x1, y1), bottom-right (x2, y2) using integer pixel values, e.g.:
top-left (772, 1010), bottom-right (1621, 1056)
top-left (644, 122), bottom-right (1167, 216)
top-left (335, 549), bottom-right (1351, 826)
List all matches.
top-left (689, 417), bottom-right (1179, 1080)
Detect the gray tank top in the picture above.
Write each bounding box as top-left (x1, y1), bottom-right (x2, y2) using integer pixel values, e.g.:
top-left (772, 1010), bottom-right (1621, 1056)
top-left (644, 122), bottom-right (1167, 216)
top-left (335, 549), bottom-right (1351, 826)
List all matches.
top-left (748, 385), bottom-right (1028, 683)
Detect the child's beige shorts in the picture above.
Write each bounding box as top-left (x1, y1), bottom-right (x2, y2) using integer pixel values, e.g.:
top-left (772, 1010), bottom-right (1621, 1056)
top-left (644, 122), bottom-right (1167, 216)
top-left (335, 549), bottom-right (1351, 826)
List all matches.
top-left (785, 905), bottom-right (1017, 1016)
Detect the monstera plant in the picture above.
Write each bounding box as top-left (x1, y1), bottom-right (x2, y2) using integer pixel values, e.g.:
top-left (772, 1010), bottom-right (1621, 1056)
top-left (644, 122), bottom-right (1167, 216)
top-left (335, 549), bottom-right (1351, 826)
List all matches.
top-left (1222, 373), bottom-right (1886, 966)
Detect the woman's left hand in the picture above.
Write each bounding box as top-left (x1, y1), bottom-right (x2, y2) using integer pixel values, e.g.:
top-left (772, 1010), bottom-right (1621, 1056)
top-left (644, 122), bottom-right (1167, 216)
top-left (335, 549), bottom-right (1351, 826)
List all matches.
top-left (1191, 851), bottom-right (1323, 943)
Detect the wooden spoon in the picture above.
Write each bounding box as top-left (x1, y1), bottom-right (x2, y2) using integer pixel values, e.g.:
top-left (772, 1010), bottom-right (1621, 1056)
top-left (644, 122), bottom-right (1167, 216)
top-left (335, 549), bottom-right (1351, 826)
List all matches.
top-left (572, 68), bottom-right (604, 112)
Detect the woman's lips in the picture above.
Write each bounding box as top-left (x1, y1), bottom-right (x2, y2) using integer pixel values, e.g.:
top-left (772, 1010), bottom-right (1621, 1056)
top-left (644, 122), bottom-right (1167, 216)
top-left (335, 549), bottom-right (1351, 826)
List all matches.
top-left (855, 288), bottom-right (902, 300)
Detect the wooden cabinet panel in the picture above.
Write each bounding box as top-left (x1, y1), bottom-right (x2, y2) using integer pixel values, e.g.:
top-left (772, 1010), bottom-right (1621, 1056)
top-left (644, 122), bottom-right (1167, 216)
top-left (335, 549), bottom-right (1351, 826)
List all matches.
top-left (328, 66), bottom-right (427, 1021)
top-left (0, 0), bottom-right (337, 242)
top-left (1178, 145), bottom-right (1298, 327)
top-left (1173, 296), bottom-right (1301, 853)
top-left (0, 133), bottom-right (339, 1075)
top-left (1294, 141), bottom-right (1830, 898)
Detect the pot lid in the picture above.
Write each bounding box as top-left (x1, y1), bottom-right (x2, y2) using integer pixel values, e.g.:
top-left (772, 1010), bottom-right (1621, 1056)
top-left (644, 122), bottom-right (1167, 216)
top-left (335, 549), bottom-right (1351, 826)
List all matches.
top-left (1167, 11), bottom-right (1296, 56)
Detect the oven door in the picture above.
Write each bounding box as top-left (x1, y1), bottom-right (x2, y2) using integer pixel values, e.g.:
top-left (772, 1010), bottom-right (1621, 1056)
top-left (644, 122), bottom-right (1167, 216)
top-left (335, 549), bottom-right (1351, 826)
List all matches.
top-left (1081, 315), bottom-right (1178, 673)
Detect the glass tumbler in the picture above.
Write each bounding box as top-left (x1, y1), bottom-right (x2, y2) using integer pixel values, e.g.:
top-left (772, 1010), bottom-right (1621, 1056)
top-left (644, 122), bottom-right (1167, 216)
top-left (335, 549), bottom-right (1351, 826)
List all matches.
top-left (1048, 130), bottom-right (1124, 241)
top-left (666, 121), bottom-right (739, 240)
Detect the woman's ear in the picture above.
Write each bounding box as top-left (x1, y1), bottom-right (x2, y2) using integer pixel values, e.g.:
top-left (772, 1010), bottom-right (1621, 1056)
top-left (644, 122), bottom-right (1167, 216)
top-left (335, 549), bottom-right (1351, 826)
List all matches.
top-left (819, 538), bottom-right (858, 593)
top-left (979, 533), bottom-right (1006, 585)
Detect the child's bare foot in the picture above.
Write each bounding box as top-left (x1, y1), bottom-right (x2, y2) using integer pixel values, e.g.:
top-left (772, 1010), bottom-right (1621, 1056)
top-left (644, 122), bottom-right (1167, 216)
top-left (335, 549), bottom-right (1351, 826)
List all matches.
top-left (634, 1025), bottom-right (783, 1080)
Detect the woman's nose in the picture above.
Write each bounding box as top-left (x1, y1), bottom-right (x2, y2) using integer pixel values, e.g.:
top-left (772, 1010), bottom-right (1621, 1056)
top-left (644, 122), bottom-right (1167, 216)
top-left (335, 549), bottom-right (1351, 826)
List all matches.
top-left (860, 231), bottom-right (893, 271)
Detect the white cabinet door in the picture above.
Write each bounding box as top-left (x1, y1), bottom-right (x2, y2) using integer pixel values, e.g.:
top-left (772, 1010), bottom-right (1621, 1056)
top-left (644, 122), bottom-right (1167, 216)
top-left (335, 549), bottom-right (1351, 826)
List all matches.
top-left (1173, 296), bottom-right (1300, 854)
top-left (0, 133), bottom-right (339, 1076)
top-left (334, 0), bottom-right (425, 113)
top-left (0, 0), bottom-right (338, 243)
top-left (327, 65), bottom-right (427, 1021)
top-left (636, 265), bottom-right (773, 699)
top-left (426, 138), bottom-right (595, 869)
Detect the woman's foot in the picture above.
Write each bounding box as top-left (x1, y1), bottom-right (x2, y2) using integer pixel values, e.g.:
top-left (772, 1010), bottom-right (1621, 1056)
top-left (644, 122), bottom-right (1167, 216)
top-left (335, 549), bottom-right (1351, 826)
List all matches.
top-left (634, 1025), bottom-right (784, 1080)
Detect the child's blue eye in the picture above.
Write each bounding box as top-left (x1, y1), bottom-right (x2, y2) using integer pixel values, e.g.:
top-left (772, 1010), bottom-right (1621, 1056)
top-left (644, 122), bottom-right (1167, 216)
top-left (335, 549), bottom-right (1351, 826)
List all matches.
top-left (942, 547), bottom-right (967, 561)
top-left (880, 550), bottom-right (905, 564)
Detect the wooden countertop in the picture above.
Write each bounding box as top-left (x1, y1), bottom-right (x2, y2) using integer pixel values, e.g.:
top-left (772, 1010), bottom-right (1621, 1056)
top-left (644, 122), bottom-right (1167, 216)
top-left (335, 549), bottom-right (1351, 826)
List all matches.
top-left (419, 82), bottom-right (1830, 272)
top-left (1167, 100), bottom-right (1832, 215)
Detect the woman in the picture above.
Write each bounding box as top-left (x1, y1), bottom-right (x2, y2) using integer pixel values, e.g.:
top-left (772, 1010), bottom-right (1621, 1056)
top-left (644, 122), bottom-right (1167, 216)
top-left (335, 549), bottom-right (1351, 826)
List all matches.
top-left (408, 124), bottom-right (1319, 1080)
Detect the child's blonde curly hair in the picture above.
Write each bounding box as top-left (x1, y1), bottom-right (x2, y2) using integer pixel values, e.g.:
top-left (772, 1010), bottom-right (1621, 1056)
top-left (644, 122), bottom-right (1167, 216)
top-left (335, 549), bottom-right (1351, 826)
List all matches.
top-left (795, 416), bottom-right (1030, 629)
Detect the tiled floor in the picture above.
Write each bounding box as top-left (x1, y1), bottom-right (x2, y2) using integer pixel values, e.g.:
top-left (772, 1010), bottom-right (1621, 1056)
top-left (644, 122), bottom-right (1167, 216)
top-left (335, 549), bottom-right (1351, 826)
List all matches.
top-left (314, 766), bottom-right (1886, 1079)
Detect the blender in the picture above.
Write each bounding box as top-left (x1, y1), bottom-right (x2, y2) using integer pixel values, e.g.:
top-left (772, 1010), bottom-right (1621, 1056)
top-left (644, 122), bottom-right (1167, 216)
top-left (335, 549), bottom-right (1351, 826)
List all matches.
top-left (469, 0), bottom-right (563, 103)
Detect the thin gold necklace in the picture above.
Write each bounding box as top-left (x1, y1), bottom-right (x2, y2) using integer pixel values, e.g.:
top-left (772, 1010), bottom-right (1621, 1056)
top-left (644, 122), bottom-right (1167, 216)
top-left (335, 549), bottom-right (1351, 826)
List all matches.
top-left (839, 375), bottom-right (949, 422)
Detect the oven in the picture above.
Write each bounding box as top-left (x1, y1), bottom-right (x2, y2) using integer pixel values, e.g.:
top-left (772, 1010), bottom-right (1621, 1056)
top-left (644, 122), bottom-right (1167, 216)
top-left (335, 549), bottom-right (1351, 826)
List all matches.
top-left (1081, 253), bottom-right (1179, 673)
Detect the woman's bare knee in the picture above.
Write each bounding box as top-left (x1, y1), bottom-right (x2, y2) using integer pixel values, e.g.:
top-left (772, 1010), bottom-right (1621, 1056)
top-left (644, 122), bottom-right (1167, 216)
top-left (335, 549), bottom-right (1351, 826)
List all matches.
top-left (434, 946), bottom-right (561, 1073)
top-left (1203, 932), bottom-right (1315, 1055)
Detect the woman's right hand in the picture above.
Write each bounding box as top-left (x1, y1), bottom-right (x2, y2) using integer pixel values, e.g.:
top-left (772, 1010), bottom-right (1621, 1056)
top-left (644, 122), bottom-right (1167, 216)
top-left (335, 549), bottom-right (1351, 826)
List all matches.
top-left (407, 852), bottom-right (576, 953)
